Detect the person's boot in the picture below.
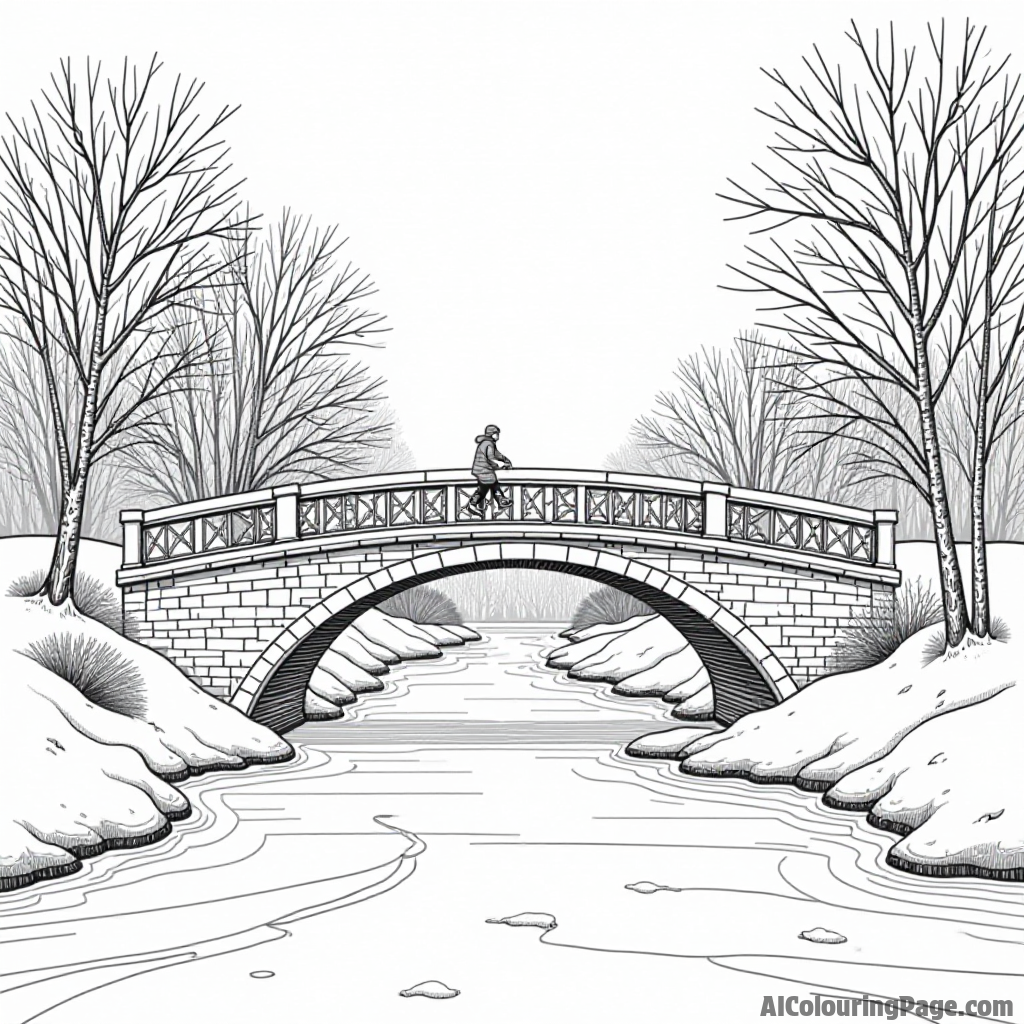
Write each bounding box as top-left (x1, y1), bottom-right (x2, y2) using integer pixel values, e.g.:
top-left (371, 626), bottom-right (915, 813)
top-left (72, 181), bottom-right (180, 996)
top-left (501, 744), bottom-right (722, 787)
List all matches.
top-left (465, 500), bottom-right (484, 518)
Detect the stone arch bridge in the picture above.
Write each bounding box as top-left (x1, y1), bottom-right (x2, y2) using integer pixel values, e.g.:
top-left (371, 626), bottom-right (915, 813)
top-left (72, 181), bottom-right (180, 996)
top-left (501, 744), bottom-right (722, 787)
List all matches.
top-left (117, 470), bottom-right (900, 734)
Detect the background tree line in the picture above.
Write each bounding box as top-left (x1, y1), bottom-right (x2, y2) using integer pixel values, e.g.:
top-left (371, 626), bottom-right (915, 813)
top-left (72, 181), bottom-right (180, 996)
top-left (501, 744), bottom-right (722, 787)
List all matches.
top-left (611, 19), bottom-right (1024, 651)
top-left (0, 58), bottom-right (410, 603)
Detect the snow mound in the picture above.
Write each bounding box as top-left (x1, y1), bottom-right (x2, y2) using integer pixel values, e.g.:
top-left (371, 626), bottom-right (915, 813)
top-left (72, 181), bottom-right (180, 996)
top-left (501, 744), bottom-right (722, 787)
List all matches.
top-left (305, 668), bottom-right (357, 719)
top-left (317, 650), bottom-right (386, 695)
top-left (413, 622), bottom-right (466, 646)
top-left (327, 631), bottom-right (389, 675)
top-left (662, 666), bottom-right (712, 704)
top-left (670, 683), bottom-right (714, 720)
top-left (447, 624), bottom-right (482, 641)
top-left (626, 725), bottom-right (712, 759)
top-left (546, 630), bottom-right (618, 669)
top-left (304, 689), bottom-right (345, 720)
top-left (348, 631), bottom-right (400, 664)
top-left (353, 609), bottom-right (442, 659)
top-left (566, 616), bottom-right (689, 682)
top-left (612, 647), bottom-right (705, 697)
top-left (561, 613), bottom-right (655, 643)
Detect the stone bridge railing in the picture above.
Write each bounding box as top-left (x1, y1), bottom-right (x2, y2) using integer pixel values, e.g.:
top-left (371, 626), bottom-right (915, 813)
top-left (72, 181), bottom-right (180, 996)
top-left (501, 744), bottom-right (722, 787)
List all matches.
top-left (120, 470), bottom-right (898, 574)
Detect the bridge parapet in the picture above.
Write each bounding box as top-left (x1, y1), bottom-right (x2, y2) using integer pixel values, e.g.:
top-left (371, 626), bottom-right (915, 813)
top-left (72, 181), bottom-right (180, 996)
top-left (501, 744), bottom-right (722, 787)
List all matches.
top-left (120, 469), bottom-right (898, 577)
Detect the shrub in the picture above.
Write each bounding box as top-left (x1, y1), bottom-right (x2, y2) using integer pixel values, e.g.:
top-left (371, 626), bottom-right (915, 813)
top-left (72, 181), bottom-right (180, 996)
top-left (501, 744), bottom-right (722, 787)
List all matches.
top-left (379, 585), bottom-right (464, 625)
top-left (21, 632), bottom-right (147, 718)
top-left (7, 568), bottom-right (125, 635)
top-left (832, 577), bottom-right (943, 673)
top-left (571, 586), bottom-right (652, 629)
top-left (433, 570), bottom-right (598, 620)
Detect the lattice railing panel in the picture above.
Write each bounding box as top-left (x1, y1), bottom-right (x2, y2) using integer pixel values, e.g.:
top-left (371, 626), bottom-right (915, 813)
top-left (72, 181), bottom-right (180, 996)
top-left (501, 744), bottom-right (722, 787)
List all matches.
top-left (521, 485), bottom-right (546, 521)
top-left (726, 502), bottom-right (873, 562)
top-left (553, 486), bottom-right (577, 522)
top-left (132, 479), bottom-right (880, 567)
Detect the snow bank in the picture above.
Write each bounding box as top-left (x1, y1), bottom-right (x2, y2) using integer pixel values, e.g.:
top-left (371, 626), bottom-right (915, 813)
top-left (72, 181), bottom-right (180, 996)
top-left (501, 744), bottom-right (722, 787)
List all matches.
top-left (300, 610), bottom-right (486, 715)
top-left (0, 549), bottom-right (293, 890)
top-left (560, 613), bottom-right (655, 643)
top-left (447, 624), bottom-right (482, 642)
top-left (412, 622), bottom-right (466, 646)
top-left (625, 724), bottom-right (713, 759)
top-left (679, 630), bottom-right (1011, 788)
top-left (669, 632), bottom-right (1024, 879)
top-left (349, 631), bottom-right (400, 664)
top-left (328, 631), bottom-right (390, 675)
top-left (565, 616), bottom-right (691, 682)
top-left (824, 682), bottom-right (1024, 879)
top-left (317, 649), bottom-right (386, 695)
top-left (547, 614), bottom-right (710, 721)
top-left (567, 542), bottom-right (1024, 879)
top-left (352, 608), bottom-right (443, 659)
top-left (612, 649), bottom-right (706, 698)
top-left (670, 684), bottom-right (714, 720)
top-left (0, 538), bottom-right (482, 890)
top-left (547, 630), bottom-right (621, 669)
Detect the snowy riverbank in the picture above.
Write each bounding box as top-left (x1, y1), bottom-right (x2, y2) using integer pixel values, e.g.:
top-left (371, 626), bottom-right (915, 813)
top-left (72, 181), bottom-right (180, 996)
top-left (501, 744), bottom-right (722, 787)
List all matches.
top-left (0, 537), bottom-right (480, 892)
top-left (6, 624), bottom-right (1023, 1024)
top-left (556, 543), bottom-right (1024, 880)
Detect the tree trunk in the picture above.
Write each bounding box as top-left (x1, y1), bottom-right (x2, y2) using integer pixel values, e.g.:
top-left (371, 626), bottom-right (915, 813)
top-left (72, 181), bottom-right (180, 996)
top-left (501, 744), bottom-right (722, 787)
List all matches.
top-left (921, 399), bottom-right (970, 646)
top-left (43, 469), bottom-right (89, 605)
top-left (43, 278), bottom-right (111, 606)
top-left (971, 213), bottom-right (997, 638)
top-left (906, 266), bottom-right (970, 648)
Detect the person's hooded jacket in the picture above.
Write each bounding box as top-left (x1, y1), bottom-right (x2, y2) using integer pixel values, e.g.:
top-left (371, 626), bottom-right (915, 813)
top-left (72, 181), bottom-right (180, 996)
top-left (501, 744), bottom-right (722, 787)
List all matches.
top-left (472, 433), bottom-right (510, 483)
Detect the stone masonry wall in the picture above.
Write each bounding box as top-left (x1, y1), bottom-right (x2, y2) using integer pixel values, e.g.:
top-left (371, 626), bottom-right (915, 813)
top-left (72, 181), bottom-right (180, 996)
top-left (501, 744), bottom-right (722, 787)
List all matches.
top-left (123, 539), bottom-right (893, 701)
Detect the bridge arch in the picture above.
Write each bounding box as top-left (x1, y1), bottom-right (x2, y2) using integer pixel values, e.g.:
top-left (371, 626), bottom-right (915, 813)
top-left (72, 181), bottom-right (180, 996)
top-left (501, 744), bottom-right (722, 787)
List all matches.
top-left (230, 542), bottom-right (797, 733)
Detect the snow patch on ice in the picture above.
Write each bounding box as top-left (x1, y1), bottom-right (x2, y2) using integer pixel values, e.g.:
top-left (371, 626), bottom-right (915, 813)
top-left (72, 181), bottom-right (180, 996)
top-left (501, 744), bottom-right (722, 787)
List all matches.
top-left (399, 980), bottom-right (460, 999)
top-left (799, 927), bottom-right (847, 944)
top-left (486, 912), bottom-right (557, 930)
top-left (625, 881), bottom-right (682, 894)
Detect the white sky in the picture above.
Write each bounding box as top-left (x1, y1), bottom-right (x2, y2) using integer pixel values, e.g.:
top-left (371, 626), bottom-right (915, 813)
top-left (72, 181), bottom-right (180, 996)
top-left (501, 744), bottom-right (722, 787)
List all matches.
top-left (2, 0), bottom-right (1021, 470)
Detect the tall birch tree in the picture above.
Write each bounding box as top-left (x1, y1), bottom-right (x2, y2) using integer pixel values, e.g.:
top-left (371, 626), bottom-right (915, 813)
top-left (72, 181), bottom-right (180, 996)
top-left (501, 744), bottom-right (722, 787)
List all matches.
top-left (0, 57), bottom-right (248, 603)
top-left (722, 20), bottom-right (1024, 648)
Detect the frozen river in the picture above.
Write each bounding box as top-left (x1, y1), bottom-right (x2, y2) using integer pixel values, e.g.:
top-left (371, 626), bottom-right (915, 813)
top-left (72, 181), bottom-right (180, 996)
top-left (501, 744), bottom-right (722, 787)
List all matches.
top-left (2, 625), bottom-right (1023, 1023)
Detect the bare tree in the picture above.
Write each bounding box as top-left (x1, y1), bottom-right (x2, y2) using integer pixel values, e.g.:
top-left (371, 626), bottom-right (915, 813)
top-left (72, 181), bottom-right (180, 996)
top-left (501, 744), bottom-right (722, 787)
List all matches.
top-left (940, 148), bottom-right (1024, 634)
top-left (721, 20), bottom-right (1024, 648)
top-left (0, 330), bottom-right (130, 539)
top-left (621, 331), bottom-right (857, 502)
top-left (357, 402), bottom-right (416, 475)
top-left (122, 210), bottom-right (390, 504)
top-left (965, 96), bottom-right (1024, 636)
top-left (0, 57), bottom-right (248, 603)
top-left (631, 331), bottom-right (801, 490)
top-left (230, 211), bottom-right (388, 490)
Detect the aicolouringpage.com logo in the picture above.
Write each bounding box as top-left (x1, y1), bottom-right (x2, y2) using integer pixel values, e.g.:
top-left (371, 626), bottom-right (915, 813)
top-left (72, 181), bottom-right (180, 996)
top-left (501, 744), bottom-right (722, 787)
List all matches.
top-left (760, 994), bottom-right (1014, 1020)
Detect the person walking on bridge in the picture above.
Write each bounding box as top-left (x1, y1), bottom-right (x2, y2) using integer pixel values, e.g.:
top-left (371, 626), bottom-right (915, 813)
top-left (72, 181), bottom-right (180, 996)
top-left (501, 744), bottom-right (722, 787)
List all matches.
top-left (468, 425), bottom-right (513, 516)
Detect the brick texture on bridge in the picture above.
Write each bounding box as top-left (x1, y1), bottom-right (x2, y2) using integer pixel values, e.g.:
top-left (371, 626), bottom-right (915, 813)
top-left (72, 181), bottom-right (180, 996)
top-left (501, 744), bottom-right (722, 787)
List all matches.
top-left (122, 538), bottom-right (893, 701)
